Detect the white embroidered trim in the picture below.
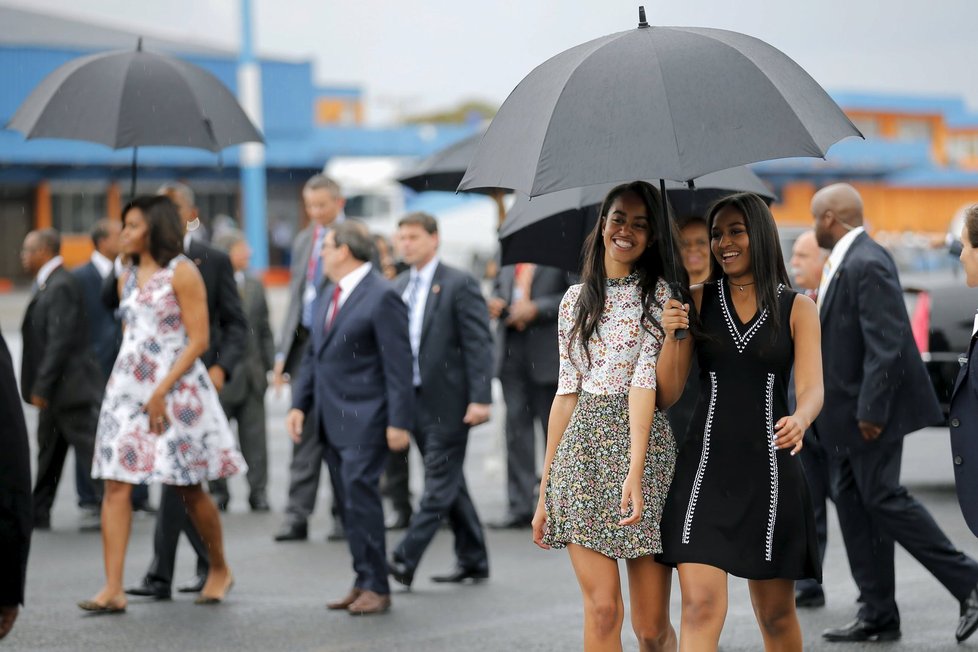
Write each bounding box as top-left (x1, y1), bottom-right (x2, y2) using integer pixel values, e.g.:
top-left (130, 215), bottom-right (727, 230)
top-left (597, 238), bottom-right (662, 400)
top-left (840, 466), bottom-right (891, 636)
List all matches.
top-left (682, 371), bottom-right (717, 545)
top-left (718, 282), bottom-right (786, 354)
top-left (764, 372), bottom-right (779, 562)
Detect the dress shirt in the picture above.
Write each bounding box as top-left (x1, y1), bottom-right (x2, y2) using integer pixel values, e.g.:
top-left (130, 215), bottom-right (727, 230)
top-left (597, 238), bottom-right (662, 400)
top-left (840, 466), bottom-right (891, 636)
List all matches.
top-left (817, 226), bottom-right (865, 311)
top-left (91, 251), bottom-right (114, 279)
top-left (324, 262), bottom-right (372, 326)
top-left (402, 257), bottom-right (439, 386)
top-left (36, 256), bottom-right (64, 288)
top-left (183, 233), bottom-right (193, 253)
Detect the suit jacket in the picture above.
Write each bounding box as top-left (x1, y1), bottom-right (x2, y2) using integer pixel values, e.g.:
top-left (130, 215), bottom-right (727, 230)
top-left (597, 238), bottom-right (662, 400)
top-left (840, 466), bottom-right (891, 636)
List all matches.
top-left (813, 232), bottom-right (942, 453)
top-left (74, 261), bottom-right (122, 380)
top-left (220, 275), bottom-right (274, 405)
top-left (292, 269), bottom-right (414, 448)
top-left (21, 265), bottom-right (102, 408)
top-left (277, 224), bottom-right (317, 375)
top-left (102, 242), bottom-right (247, 379)
top-left (0, 331), bottom-right (31, 606)
top-left (395, 262), bottom-right (493, 435)
top-left (949, 332), bottom-right (978, 537)
top-left (492, 264), bottom-right (570, 384)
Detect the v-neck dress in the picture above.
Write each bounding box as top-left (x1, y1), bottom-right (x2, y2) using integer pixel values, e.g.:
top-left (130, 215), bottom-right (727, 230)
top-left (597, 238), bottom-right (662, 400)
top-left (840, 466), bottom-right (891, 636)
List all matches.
top-left (658, 280), bottom-right (820, 580)
top-left (92, 256), bottom-right (246, 486)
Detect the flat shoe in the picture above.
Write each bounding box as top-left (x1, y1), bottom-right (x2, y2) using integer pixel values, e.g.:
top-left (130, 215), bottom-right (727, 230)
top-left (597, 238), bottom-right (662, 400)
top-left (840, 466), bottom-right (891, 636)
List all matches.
top-left (77, 599), bottom-right (126, 614)
top-left (195, 576), bottom-right (234, 605)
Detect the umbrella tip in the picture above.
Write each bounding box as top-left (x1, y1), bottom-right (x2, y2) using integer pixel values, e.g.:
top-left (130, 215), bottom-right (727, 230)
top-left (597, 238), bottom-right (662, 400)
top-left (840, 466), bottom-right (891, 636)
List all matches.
top-left (638, 6), bottom-right (649, 28)
top-left (137, 36), bottom-right (143, 52)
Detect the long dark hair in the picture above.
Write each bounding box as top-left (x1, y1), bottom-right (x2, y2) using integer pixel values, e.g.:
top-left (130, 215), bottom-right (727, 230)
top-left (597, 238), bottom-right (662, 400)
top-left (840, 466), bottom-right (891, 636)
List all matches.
top-left (706, 192), bottom-right (791, 330)
top-left (569, 181), bottom-right (685, 364)
top-left (123, 195), bottom-right (184, 268)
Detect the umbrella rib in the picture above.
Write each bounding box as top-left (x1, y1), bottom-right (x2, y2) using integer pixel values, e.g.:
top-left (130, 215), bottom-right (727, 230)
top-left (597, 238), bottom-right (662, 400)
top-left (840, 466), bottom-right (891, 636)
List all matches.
top-left (647, 31), bottom-right (685, 182)
top-left (160, 57), bottom-right (219, 151)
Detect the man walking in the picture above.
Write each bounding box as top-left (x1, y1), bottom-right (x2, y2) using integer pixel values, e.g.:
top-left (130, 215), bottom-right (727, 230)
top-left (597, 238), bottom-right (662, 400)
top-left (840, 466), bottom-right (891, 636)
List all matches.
top-left (288, 221), bottom-right (413, 615)
top-left (488, 263), bottom-right (569, 528)
top-left (387, 213), bottom-right (492, 588)
top-left (812, 183), bottom-right (978, 644)
top-left (19, 229), bottom-right (102, 531)
top-left (273, 174), bottom-right (346, 542)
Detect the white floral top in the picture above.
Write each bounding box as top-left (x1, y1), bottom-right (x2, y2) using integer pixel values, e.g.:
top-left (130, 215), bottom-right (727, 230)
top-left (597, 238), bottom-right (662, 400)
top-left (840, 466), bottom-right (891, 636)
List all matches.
top-left (557, 274), bottom-right (669, 395)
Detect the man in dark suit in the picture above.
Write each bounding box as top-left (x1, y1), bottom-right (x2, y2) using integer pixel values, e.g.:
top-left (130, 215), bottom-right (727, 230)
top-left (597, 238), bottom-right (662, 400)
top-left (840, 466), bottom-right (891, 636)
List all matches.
top-left (812, 183), bottom-right (978, 644)
top-left (0, 331), bottom-right (32, 640)
top-left (386, 213), bottom-right (492, 588)
top-left (288, 220), bottom-right (413, 615)
top-left (73, 219), bottom-right (150, 517)
top-left (123, 182), bottom-right (247, 600)
top-left (210, 229), bottom-right (274, 511)
top-left (273, 174), bottom-right (346, 542)
top-left (487, 262), bottom-right (569, 528)
top-left (19, 229), bottom-right (102, 531)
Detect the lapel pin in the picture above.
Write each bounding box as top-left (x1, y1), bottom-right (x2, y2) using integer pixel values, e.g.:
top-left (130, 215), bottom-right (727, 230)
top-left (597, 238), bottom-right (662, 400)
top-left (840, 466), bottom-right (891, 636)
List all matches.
top-left (194, 258), bottom-right (203, 265)
top-left (432, 284), bottom-right (441, 294)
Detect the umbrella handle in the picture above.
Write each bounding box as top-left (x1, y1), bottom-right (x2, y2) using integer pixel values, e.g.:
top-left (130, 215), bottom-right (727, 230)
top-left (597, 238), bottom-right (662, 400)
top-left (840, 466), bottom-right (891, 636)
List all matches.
top-left (668, 281), bottom-right (689, 341)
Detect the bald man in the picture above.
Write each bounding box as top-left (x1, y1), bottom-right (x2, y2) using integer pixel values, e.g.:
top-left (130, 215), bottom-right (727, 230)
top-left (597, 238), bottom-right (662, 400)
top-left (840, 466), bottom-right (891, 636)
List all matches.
top-left (812, 184), bottom-right (978, 644)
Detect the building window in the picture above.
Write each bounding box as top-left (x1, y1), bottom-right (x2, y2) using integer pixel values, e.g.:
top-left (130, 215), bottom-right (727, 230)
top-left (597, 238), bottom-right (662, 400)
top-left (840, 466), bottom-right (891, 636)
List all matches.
top-left (896, 119), bottom-right (933, 141)
top-left (50, 187), bottom-right (107, 234)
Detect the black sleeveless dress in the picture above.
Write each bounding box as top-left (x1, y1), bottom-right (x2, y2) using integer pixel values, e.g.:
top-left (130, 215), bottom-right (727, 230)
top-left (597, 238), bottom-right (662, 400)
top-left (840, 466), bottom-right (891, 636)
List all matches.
top-left (658, 281), bottom-right (820, 581)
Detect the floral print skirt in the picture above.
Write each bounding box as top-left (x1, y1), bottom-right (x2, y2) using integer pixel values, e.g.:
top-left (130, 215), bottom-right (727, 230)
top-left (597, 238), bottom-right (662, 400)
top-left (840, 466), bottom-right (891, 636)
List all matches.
top-left (543, 391), bottom-right (676, 559)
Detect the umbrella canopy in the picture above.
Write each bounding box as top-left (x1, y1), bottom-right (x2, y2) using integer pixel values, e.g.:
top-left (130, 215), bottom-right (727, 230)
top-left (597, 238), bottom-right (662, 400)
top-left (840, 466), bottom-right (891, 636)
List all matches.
top-left (7, 44), bottom-right (263, 153)
top-left (458, 13), bottom-right (861, 197)
top-left (499, 167), bottom-right (776, 272)
top-left (397, 128), bottom-right (488, 193)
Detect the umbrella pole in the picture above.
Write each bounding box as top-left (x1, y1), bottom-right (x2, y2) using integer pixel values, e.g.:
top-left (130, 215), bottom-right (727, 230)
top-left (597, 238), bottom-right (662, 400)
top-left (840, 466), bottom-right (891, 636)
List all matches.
top-left (130, 146), bottom-right (138, 199)
top-left (660, 178), bottom-right (688, 340)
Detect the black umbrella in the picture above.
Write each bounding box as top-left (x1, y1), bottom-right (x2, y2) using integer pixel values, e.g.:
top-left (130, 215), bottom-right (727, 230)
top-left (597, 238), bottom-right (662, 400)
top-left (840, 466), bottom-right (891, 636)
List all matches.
top-left (499, 167), bottom-right (775, 272)
top-left (7, 39), bottom-right (264, 196)
top-left (397, 128), bottom-right (487, 194)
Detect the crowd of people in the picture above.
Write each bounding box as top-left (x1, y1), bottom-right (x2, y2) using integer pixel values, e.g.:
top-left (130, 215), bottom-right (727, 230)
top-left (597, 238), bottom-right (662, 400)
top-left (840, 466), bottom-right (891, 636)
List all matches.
top-left (2, 174), bottom-right (978, 650)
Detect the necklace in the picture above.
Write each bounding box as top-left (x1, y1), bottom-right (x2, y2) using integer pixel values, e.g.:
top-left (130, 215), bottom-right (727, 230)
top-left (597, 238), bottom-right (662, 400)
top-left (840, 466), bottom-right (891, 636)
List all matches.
top-left (730, 280), bottom-right (755, 292)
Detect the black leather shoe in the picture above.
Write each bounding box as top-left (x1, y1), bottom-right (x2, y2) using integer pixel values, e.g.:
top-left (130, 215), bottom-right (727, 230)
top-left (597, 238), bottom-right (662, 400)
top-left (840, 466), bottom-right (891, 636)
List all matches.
top-left (430, 566), bottom-right (489, 583)
top-left (177, 574), bottom-right (206, 593)
top-left (215, 499), bottom-right (229, 512)
top-left (124, 580), bottom-right (171, 600)
top-left (326, 521), bottom-right (346, 542)
top-left (273, 521), bottom-right (308, 542)
top-left (795, 585), bottom-right (825, 608)
top-left (823, 619), bottom-right (900, 642)
top-left (388, 558), bottom-right (415, 588)
top-left (249, 494), bottom-right (270, 512)
top-left (385, 511), bottom-right (412, 531)
top-left (487, 514), bottom-right (531, 530)
top-left (958, 584), bottom-right (978, 642)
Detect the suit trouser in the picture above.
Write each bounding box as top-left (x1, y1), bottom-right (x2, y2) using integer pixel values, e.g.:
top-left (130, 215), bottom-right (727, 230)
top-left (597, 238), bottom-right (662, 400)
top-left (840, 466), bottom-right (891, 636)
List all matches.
top-left (796, 432), bottom-right (831, 592)
top-left (322, 434), bottom-right (390, 595)
top-left (33, 403), bottom-right (99, 521)
top-left (144, 485), bottom-right (209, 587)
top-left (830, 437), bottom-right (978, 626)
top-left (211, 389), bottom-right (269, 503)
top-left (393, 425), bottom-right (489, 573)
top-left (500, 349), bottom-right (557, 520)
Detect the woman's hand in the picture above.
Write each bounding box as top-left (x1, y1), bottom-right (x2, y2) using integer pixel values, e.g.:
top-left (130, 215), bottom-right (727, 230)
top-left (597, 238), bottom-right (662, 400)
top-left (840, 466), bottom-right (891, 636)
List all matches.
top-left (532, 501), bottom-right (550, 549)
top-left (618, 472), bottom-right (644, 526)
top-left (774, 414), bottom-right (807, 455)
top-left (661, 298), bottom-right (690, 341)
top-left (144, 390), bottom-right (168, 435)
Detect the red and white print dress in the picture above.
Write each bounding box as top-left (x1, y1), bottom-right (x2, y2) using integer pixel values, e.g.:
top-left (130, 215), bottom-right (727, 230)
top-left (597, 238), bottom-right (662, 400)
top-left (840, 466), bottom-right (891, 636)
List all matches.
top-left (92, 256), bottom-right (246, 485)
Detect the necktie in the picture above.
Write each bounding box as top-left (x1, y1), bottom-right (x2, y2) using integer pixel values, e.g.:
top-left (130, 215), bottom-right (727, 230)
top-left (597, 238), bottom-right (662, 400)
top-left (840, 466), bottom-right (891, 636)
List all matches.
top-left (404, 274), bottom-right (423, 386)
top-left (514, 263), bottom-right (535, 301)
top-left (816, 260), bottom-right (832, 311)
top-left (302, 227), bottom-right (325, 328)
top-left (325, 284), bottom-right (343, 331)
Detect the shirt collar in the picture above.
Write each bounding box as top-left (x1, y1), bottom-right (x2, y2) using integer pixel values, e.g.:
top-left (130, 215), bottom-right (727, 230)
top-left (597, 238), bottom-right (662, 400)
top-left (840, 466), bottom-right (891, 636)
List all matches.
top-left (826, 226), bottom-right (865, 271)
top-left (338, 261), bottom-right (372, 295)
top-left (91, 251), bottom-right (114, 278)
top-left (36, 256), bottom-right (63, 286)
top-left (411, 257), bottom-right (439, 286)
top-left (183, 232), bottom-right (193, 253)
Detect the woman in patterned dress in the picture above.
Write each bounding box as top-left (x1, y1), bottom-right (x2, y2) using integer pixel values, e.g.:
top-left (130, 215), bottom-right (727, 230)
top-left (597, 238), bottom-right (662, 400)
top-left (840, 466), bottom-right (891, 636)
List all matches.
top-left (656, 193), bottom-right (822, 651)
top-left (79, 196), bottom-right (245, 613)
top-left (532, 181), bottom-right (681, 651)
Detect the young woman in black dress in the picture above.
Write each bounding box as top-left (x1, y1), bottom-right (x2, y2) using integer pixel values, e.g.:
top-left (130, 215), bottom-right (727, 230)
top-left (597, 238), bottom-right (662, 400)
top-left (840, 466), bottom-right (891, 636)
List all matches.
top-left (655, 193), bottom-right (823, 651)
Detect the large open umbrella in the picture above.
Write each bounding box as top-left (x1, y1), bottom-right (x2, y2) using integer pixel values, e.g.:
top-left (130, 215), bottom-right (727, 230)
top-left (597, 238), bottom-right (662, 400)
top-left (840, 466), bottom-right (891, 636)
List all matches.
top-left (458, 7), bottom-right (861, 338)
top-left (500, 166), bottom-right (775, 272)
top-left (7, 39), bottom-right (263, 196)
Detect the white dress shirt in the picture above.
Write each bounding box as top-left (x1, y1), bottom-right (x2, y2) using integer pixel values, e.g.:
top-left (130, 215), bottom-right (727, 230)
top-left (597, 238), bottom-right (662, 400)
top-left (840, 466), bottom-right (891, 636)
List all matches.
top-left (817, 226), bottom-right (865, 311)
top-left (402, 257), bottom-right (439, 386)
top-left (325, 262), bottom-right (373, 325)
top-left (36, 255), bottom-right (64, 288)
top-left (91, 251), bottom-right (114, 279)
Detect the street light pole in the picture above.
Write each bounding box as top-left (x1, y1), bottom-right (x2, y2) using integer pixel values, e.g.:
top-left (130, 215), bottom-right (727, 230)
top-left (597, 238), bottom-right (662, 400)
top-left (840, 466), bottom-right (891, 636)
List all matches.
top-left (238, 0), bottom-right (269, 270)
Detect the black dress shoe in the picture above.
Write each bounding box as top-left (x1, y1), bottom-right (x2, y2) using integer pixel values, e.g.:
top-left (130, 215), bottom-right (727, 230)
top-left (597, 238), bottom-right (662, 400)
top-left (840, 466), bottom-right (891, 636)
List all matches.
top-left (215, 499), bottom-right (229, 512)
top-left (273, 521), bottom-right (308, 542)
top-left (124, 580), bottom-right (171, 600)
top-left (795, 585), bottom-right (825, 608)
top-left (958, 584), bottom-right (978, 642)
top-left (326, 521), bottom-right (346, 542)
top-left (177, 574), bottom-right (206, 593)
top-left (430, 566), bottom-right (489, 583)
top-left (823, 619), bottom-right (900, 642)
top-left (385, 511), bottom-right (412, 530)
top-left (487, 514), bottom-right (531, 530)
top-left (388, 558), bottom-right (415, 588)
top-left (249, 494), bottom-right (270, 512)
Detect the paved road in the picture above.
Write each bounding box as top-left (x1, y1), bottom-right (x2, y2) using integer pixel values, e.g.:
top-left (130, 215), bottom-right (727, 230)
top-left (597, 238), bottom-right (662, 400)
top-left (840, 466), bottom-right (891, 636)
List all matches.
top-left (2, 287), bottom-right (976, 650)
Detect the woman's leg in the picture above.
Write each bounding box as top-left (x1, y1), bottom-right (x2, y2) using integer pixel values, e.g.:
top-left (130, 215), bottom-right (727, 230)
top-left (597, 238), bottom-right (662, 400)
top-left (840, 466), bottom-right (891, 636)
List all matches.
top-left (90, 480), bottom-right (133, 605)
top-left (747, 578), bottom-right (802, 651)
top-left (171, 484), bottom-right (231, 599)
top-left (676, 563), bottom-right (728, 652)
top-left (625, 556), bottom-right (677, 652)
top-left (567, 544), bottom-right (625, 652)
